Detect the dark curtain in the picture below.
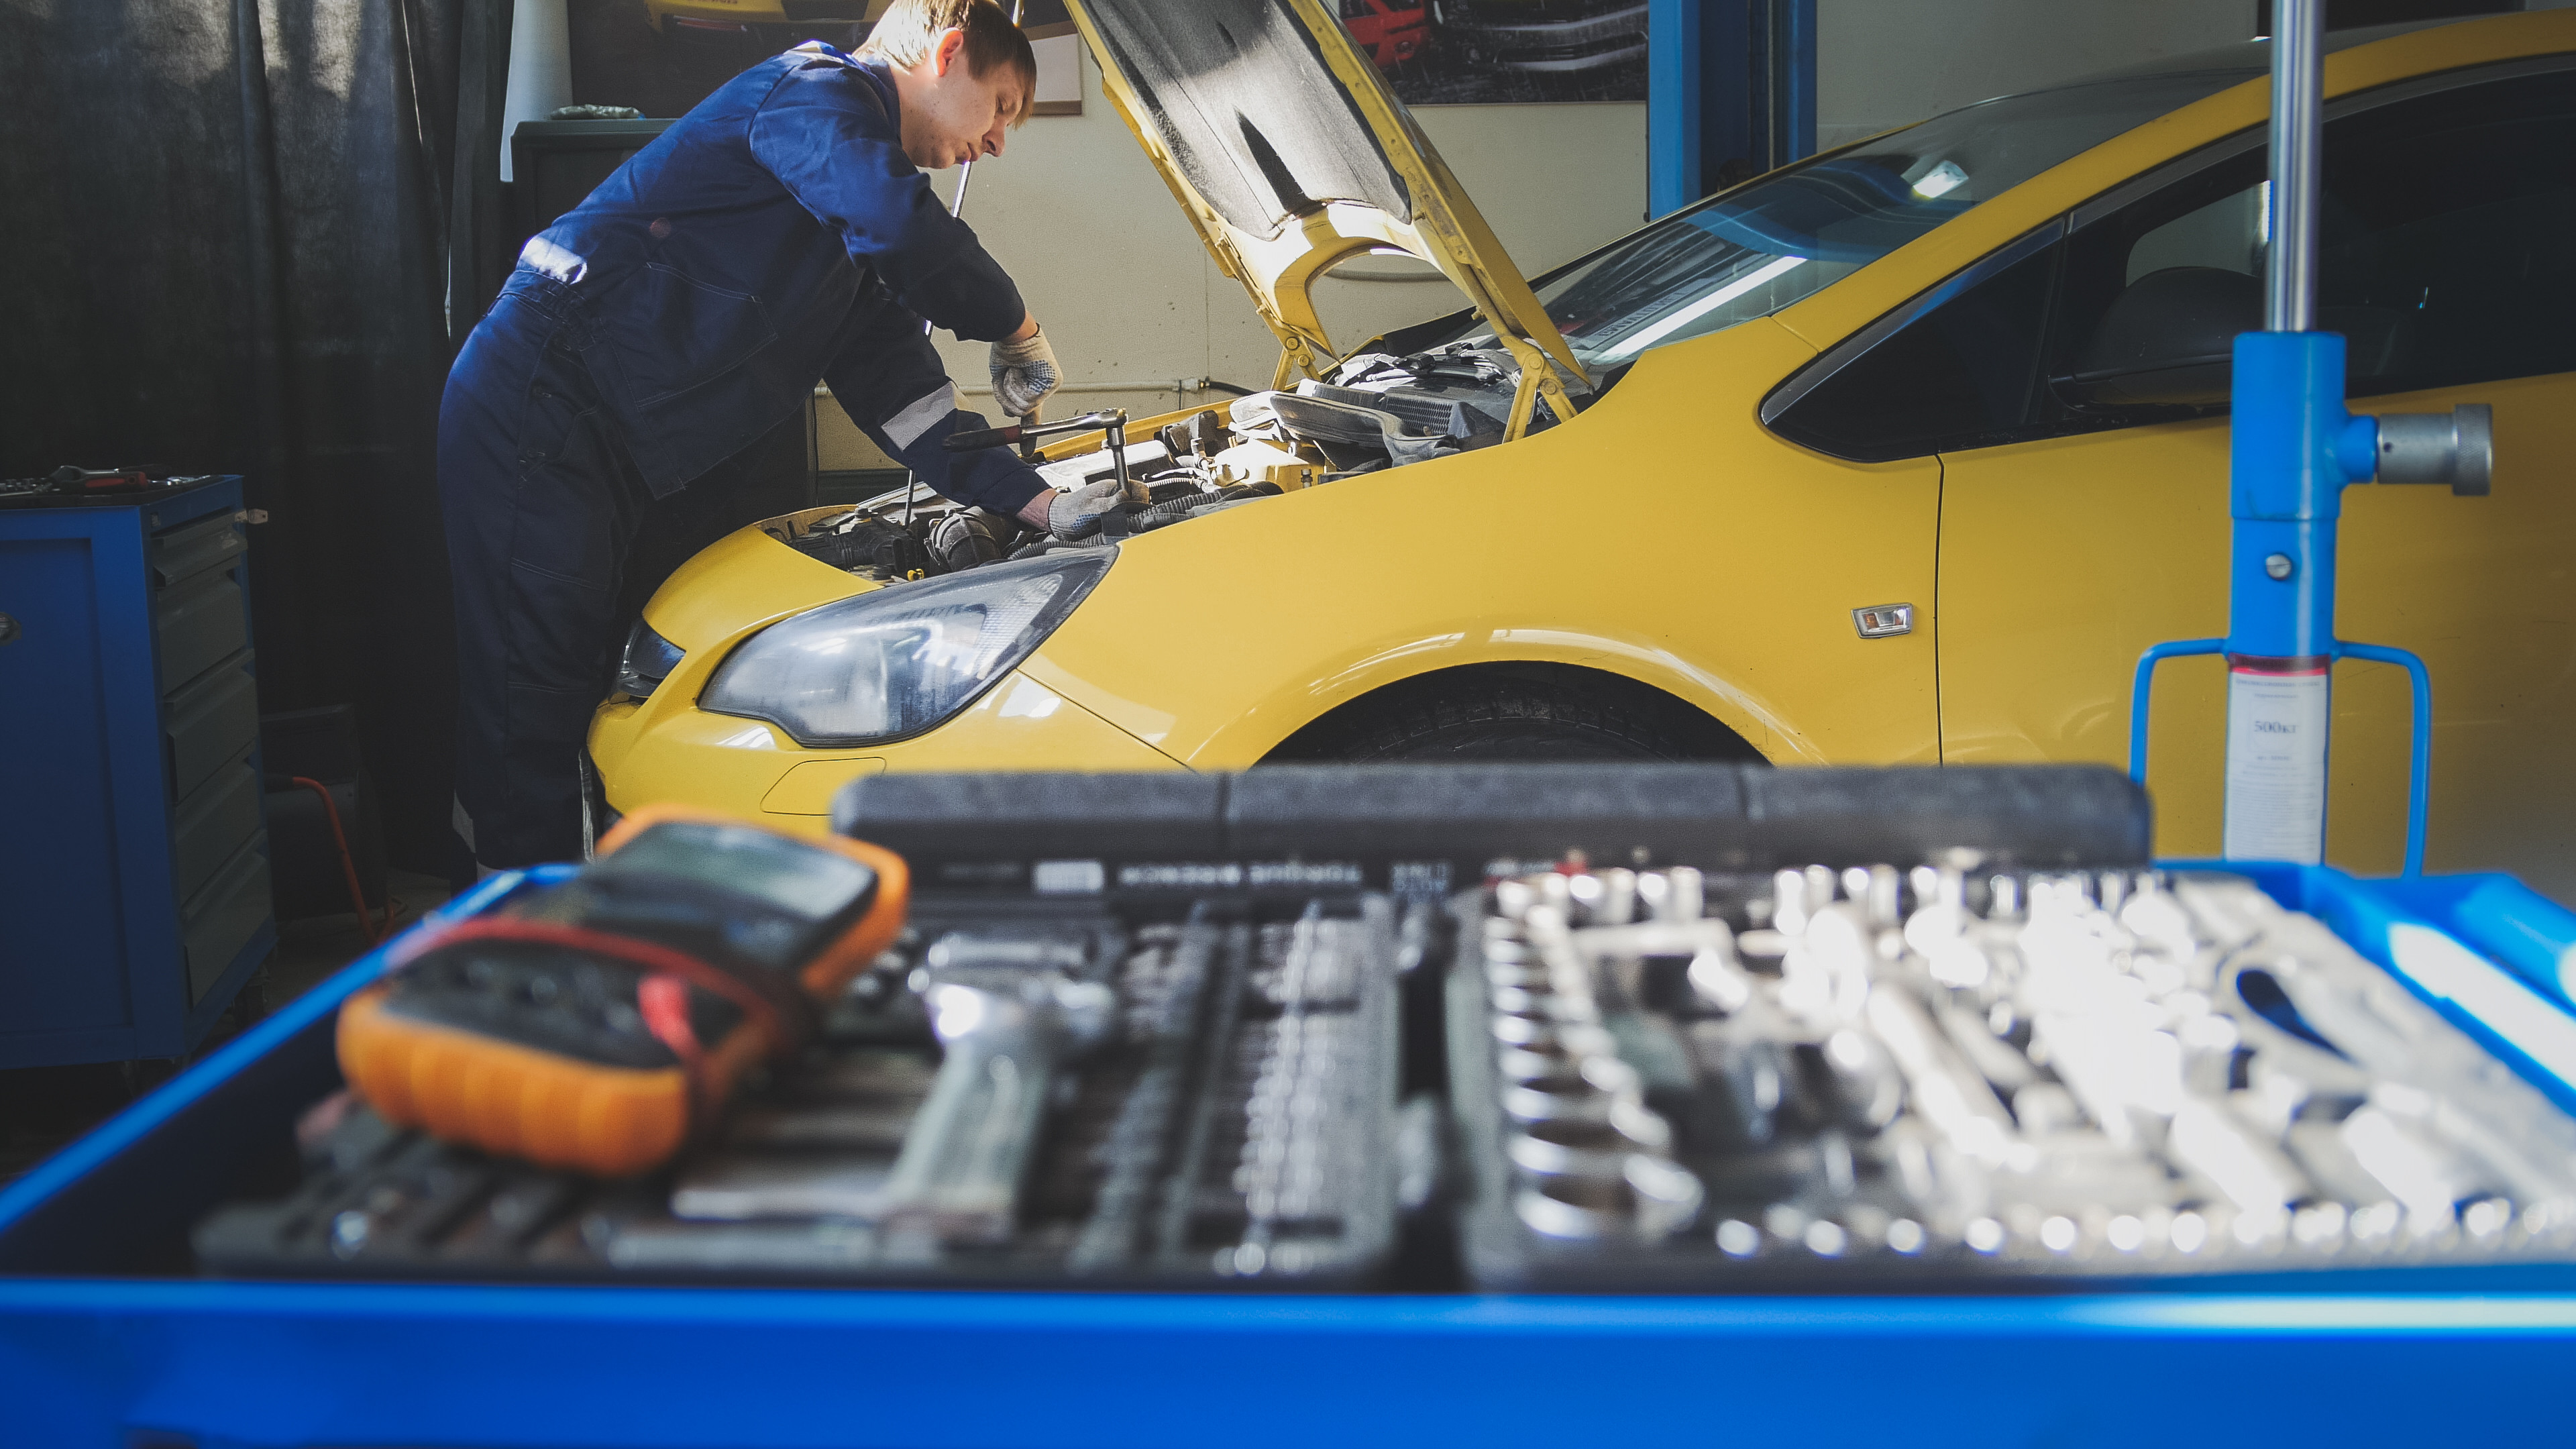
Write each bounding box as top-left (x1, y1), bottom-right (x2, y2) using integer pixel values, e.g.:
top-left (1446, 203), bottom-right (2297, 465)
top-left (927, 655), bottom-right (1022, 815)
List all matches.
top-left (0, 0), bottom-right (512, 875)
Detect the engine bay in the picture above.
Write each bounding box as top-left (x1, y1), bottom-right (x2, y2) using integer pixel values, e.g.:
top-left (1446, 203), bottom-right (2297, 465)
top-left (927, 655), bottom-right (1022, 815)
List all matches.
top-left (776, 339), bottom-right (1593, 583)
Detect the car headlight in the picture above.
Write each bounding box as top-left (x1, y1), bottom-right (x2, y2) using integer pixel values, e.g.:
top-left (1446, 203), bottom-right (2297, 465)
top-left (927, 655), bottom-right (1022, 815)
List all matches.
top-left (619, 617), bottom-right (686, 698)
top-left (700, 551), bottom-right (1114, 747)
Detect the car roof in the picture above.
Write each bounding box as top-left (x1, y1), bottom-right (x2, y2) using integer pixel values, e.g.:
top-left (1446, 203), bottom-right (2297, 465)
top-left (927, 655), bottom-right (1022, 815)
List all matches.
top-left (2039, 16), bottom-right (2475, 94)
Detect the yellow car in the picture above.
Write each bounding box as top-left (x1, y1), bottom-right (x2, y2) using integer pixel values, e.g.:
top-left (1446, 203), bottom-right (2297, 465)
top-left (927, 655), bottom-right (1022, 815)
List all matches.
top-left (591, 2), bottom-right (2576, 899)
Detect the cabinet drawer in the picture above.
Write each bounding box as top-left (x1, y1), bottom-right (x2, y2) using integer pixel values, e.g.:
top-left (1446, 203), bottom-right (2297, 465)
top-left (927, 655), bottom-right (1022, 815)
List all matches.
top-left (172, 747), bottom-right (263, 905)
top-left (164, 652), bottom-right (258, 802)
top-left (155, 569), bottom-right (247, 693)
top-left (181, 841), bottom-right (270, 1004)
top-left (150, 511), bottom-right (247, 590)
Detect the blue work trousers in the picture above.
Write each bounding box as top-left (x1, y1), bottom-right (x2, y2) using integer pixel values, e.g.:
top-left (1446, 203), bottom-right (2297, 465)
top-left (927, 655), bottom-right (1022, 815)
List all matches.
top-left (439, 271), bottom-right (792, 869)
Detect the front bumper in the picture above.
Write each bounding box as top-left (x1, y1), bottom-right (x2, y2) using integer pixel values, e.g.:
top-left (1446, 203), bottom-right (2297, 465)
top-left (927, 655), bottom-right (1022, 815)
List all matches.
top-left (587, 666), bottom-right (1185, 837)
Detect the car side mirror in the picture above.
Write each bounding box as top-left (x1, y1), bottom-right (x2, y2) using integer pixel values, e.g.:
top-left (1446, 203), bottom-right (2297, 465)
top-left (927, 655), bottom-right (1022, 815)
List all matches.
top-left (2049, 265), bottom-right (2258, 411)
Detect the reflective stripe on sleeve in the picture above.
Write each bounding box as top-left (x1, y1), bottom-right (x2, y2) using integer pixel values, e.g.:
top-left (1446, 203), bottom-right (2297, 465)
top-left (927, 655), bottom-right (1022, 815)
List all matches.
top-left (881, 381), bottom-right (958, 449)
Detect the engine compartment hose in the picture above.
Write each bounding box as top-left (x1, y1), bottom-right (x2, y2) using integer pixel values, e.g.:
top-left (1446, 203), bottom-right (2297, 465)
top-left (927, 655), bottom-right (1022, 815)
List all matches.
top-left (1127, 482), bottom-right (1281, 532)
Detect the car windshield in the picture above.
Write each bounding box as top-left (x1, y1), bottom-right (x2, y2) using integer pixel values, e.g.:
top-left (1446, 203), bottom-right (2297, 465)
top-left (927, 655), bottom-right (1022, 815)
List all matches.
top-left (1400, 66), bottom-right (2262, 367)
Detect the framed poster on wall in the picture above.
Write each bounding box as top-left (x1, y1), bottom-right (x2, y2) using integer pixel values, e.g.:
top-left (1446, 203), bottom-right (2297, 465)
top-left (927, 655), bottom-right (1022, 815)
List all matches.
top-left (1027, 19), bottom-right (1083, 116)
top-left (572, 0), bottom-right (1084, 121)
top-left (570, 0), bottom-right (1637, 121)
top-left (1354, 1), bottom-right (1646, 105)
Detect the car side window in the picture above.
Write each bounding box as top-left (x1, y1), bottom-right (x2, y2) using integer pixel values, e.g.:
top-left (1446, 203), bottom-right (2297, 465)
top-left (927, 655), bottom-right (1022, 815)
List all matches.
top-left (1767, 63), bottom-right (2576, 463)
top-left (2127, 186), bottom-right (2266, 286)
top-left (1763, 239), bottom-right (2059, 463)
top-left (2324, 66), bottom-right (2576, 394)
top-left (2041, 149), bottom-right (2266, 417)
top-left (2047, 64), bottom-right (2576, 420)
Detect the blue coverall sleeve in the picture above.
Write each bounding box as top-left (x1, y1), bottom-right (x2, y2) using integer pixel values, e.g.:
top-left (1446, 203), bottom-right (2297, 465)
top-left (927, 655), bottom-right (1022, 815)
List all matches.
top-left (749, 64), bottom-right (1029, 343)
top-left (824, 300), bottom-right (1049, 519)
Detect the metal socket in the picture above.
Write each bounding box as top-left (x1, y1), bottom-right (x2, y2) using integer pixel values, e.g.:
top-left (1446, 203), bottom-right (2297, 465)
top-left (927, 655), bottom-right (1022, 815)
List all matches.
top-left (1499, 1057), bottom-right (1642, 1124)
top-left (1505, 1101), bottom-right (1676, 1177)
top-left (1489, 1014), bottom-right (1614, 1052)
top-left (1489, 984), bottom-right (1597, 1024)
top-left (1513, 1154), bottom-right (1705, 1240)
top-left (1494, 1028), bottom-right (1621, 1083)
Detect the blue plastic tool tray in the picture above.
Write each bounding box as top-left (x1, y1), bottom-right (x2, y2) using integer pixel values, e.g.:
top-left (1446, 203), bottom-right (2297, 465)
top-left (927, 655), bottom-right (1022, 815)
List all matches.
top-left (3, 865), bottom-right (2574, 1448)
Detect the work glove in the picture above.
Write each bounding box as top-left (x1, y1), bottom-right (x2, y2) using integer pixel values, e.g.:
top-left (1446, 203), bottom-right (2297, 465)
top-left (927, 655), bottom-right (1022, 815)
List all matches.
top-left (989, 327), bottom-right (1061, 416)
top-left (1016, 476), bottom-right (1124, 541)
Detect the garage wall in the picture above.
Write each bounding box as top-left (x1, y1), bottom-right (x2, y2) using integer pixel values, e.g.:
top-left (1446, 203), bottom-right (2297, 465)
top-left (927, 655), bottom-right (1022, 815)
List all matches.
top-left (823, 3), bottom-right (2257, 471)
top-left (1817, 0), bottom-right (2254, 148)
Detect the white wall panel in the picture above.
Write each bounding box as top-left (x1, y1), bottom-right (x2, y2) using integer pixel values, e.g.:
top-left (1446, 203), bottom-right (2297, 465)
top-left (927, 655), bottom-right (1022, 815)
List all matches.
top-left (1817, 0), bottom-right (2251, 150)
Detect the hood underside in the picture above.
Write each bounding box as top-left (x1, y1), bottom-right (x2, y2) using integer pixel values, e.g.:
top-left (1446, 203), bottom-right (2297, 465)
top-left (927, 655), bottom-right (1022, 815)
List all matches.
top-left (1067, 0), bottom-right (1585, 437)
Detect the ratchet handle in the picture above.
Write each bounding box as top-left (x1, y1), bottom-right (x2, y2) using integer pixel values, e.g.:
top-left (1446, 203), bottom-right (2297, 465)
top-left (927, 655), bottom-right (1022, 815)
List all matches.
top-left (944, 425), bottom-right (1022, 453)
top-left (947, 410), bottom-right (1122, 453)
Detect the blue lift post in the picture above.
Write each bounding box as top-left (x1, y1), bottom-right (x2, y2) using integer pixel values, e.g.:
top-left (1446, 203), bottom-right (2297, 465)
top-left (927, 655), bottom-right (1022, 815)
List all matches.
top-left (2128, 0), bottom-right (2492, 879)
top-left (1648, 0), bottom-right (1816, 219)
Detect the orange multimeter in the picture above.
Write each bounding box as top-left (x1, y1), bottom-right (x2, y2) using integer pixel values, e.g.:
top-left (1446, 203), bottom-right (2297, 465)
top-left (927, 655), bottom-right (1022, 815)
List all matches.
top-left (336, 807), bottom-right (908, 1177)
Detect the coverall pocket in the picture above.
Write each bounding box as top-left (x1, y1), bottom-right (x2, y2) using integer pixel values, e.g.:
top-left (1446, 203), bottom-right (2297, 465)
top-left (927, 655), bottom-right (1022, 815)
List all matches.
top-left (606, 264), bottom-right (780, 406)
top-left (504, 555), bottom-right (618, 745)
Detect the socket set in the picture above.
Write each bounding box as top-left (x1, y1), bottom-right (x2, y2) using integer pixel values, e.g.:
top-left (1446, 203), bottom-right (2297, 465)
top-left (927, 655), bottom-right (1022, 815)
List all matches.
top-left (196, 894), bottom-right (1407, 1287)
top-left (1450, 861), bottom-right (2576, 1289)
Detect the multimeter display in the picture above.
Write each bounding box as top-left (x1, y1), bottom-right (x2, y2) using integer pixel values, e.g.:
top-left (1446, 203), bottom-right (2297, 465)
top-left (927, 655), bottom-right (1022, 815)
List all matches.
top-left (592, 821), bottom-right (877, 922)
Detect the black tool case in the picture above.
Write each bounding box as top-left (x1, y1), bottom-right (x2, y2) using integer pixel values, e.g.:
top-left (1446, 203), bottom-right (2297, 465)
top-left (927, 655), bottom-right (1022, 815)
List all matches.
top-left (195, 889), bottom-right (1411, 1289)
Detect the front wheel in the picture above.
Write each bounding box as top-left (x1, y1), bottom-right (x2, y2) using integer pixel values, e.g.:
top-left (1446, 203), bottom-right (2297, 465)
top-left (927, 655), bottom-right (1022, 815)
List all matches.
top-left (1268, 667), bottom-right (1758, 765)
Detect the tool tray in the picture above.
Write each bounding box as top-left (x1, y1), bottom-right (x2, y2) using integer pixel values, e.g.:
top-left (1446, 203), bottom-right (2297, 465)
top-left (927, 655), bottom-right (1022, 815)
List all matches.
top-left (1448, 861), bottom-right (2576, 1292)
top-left (191, 890), bottom-right (1412, 1289)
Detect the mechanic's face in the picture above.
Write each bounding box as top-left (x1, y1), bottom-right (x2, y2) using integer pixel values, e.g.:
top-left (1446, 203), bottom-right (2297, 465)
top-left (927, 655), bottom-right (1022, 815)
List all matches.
top-left (896, 28), bottom-right (1026, 172)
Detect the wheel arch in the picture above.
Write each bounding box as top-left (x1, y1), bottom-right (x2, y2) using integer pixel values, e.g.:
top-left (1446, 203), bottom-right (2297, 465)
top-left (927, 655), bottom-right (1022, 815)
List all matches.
top-left (1258, 660), bottom-right (1772, 765)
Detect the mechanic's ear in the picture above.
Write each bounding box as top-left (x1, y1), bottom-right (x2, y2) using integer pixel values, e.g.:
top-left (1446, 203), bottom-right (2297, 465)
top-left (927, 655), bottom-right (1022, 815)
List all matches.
top-left (930, 26), bottom-right (966, 78)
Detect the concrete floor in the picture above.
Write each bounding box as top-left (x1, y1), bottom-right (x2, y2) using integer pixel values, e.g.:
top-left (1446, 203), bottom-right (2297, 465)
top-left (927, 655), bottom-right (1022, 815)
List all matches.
top-left (0, 869), bottom-right (453, 1188)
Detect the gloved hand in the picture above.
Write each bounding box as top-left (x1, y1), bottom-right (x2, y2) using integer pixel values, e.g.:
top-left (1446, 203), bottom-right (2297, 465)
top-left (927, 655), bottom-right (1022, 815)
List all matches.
top-left (989, 327), bottom-right (1061, 416)
top-left (1016, 476), bottom-right (1124, 540)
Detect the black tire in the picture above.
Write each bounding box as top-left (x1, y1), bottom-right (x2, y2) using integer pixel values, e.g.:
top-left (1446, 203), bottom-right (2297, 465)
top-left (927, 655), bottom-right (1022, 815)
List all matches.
top-left (1272, 666), bottom-right (1749, 765)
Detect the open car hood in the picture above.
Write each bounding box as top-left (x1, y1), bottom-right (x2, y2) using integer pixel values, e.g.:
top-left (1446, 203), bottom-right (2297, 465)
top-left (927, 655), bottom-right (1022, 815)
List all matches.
top-left (1067, 0), bottom-right (1585, 435)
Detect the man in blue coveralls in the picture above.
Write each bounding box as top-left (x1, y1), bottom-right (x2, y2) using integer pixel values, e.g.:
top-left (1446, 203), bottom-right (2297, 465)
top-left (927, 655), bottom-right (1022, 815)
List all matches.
top-left (440, 0), bottom-right (1120, 873)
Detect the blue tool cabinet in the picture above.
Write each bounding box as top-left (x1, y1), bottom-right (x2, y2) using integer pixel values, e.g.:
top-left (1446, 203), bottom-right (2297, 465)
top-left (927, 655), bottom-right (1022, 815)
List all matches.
top-left (0, 477), bottom-right (274, 1067)
top-left (1, 863), bottom-right (2572, 1447)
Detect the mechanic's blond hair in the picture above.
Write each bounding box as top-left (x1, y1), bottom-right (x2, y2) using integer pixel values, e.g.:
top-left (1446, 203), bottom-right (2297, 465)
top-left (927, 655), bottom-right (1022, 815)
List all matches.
top-left (857, 0), bottom-right (1038, 124)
